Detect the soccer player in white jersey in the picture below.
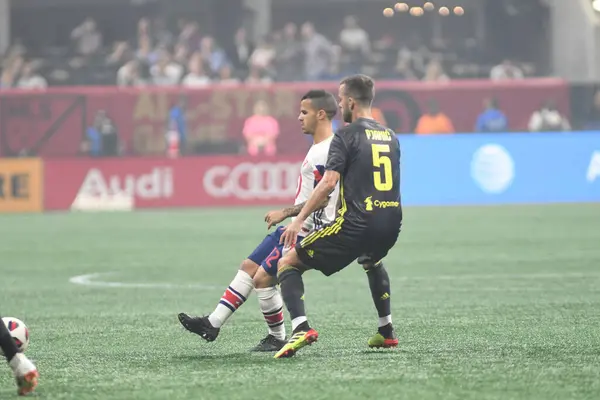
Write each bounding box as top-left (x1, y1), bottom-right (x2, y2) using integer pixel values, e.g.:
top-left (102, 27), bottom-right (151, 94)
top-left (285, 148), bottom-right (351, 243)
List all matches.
top-left (178, 90), bottom-right (340, 352)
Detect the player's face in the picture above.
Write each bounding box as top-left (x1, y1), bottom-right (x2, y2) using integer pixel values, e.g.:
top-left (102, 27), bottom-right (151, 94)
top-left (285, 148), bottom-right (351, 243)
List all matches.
top-left (338, 84), bottom-right (353, 123)
top-left (298, 99), bottom-right (318, 135)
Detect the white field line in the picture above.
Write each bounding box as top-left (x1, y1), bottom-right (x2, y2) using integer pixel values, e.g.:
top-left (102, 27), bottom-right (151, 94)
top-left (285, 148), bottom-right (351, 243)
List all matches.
top-left (69, 271), bottom-right (600, 290)
top-left (69, 273), bottom-right (219, 290)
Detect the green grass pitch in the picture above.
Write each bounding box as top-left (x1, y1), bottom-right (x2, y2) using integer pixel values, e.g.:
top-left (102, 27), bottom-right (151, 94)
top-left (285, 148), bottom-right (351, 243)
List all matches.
top-left (1, 204), bottom-right (599, 399)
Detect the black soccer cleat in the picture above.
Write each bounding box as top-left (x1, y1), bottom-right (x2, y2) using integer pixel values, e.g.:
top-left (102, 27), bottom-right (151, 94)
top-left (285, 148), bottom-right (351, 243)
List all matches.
top-left (177, 313), bottom-right (220, 342)
top-left (250, 334), bottom-right (287, 352)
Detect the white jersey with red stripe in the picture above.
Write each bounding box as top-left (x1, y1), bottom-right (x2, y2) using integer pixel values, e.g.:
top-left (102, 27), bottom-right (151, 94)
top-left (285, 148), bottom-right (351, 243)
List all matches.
top-left (293, 135), bottom-right (340, 235)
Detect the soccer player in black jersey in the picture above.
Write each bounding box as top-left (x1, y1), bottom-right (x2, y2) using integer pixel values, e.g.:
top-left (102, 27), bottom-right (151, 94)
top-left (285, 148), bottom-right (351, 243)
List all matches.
top-left (274, 74), bottom-right (402, 358)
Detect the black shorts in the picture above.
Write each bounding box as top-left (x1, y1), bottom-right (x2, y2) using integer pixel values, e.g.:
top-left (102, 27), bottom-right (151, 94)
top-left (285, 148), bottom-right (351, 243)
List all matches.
top-left (296, 220), bottom-right (401, 276)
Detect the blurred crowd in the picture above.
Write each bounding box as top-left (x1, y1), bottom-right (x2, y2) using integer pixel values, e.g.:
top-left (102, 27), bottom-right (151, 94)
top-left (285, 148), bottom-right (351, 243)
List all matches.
top-left (0, 14), bottom-right (535, 90)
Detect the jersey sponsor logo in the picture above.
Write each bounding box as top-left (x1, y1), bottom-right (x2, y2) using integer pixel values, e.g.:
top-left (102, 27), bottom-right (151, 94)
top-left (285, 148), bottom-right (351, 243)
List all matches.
top-left (77, 167), bottom-right (173, 199)
top-left (365, 196), bottom-right (373, 211)
top-left (204, 162), bottom-right (300, 199)
top-left (364, 196), bottom-right (400, 211)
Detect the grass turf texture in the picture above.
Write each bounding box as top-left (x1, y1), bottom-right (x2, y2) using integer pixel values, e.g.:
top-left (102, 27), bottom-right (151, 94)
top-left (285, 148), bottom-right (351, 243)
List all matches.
top-left (1, 204), bottom-right (599, 400)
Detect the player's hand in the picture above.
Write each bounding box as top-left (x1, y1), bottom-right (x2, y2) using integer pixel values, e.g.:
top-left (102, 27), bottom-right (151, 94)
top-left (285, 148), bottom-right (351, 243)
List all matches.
top-left (264, 209), bottom-right (286, 230)
top-left (281, 219), bottom-right (303, 249)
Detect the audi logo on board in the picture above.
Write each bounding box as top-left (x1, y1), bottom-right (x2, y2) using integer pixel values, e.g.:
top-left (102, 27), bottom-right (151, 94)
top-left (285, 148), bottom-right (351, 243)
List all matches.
top-left (203, 162), bottom-right (301, 199)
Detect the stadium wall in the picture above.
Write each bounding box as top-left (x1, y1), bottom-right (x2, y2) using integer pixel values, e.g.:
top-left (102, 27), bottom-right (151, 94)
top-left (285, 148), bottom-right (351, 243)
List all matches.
top-left (1, 132), bottom-right (598, 213)
top-left (0, 79), bottom-right (568, 157)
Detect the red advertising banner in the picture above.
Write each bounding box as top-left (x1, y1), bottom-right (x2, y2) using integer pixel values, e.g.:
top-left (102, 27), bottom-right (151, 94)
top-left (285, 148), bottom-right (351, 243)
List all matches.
top-left (43, 156), bottom-right (303, 210)
top-left (1, 79), bottom-right (569, 157)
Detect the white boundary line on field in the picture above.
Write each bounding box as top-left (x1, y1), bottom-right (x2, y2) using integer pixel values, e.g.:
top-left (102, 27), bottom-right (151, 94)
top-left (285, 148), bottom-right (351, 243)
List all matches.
top-left (69, 273), bottom-right (219, 290)
top-left (69, 271), bottom-right (600, 291)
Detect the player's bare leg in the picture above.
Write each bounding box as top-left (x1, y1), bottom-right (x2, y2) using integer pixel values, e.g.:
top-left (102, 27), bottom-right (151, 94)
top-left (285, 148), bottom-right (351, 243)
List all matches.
top-left (0, 316), bottom-right (38, 396)
top-left (251, 269), bottom-right (286, 352)
top-left (274, 249), bottom-right (318, 359)
top-left (178, 259), bottom-right (256, 342)
top-left (360, 259), bottom-right (398, 348)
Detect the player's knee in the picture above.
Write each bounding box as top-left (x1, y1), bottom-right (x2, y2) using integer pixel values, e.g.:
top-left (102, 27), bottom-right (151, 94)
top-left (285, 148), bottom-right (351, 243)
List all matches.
top-left (276, 255), bottom-right (289, 271)
top-left (277, 252), bottom-right (297, 271)
top-left (240, 259), bottom-right (259, 277)
top-left (361, 260), bottom-right (383, 271)
top-left (253, 270), bottom-right (275, 289)
top-left (277, 250), bottom-right (306, 275)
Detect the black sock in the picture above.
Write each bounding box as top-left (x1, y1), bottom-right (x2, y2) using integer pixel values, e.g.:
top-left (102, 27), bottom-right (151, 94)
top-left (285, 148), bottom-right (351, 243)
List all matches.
top-left (277, 268), bottom-right (309, 331)
top-left (0, 317), bottom-right (18, 362)
top-left (366, 263), bottom-right (393, 337)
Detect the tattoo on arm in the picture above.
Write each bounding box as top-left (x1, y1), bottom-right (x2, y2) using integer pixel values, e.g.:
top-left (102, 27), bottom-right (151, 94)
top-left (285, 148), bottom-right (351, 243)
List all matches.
top-left (283, 197), bottom-right (329, 218)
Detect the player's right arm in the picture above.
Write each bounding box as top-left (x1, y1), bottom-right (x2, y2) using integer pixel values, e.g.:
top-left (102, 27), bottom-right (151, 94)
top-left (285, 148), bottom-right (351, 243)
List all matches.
top-left (280, 131), bottom-right (351, 247)
top-left (264, 198), bottom-right (330, 229)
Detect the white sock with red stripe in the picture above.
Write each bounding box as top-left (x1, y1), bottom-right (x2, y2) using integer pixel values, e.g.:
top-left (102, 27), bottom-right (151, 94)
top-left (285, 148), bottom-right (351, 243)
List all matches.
top-left (208, 270), bottom-right (254, 328)
top-left (256, 286), bottom-right (286, 341)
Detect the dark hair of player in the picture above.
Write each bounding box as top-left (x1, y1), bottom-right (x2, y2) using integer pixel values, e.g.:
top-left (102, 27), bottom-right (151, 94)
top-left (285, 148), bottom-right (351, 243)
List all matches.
top-left (339, 74), bottom-right (375, 107)
top-left (301, 90), bottom-right (338, 120)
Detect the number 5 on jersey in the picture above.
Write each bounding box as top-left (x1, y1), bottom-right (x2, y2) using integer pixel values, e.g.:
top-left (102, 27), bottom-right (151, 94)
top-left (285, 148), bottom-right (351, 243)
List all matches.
top-left (371, 144), bottom-right (393, 191)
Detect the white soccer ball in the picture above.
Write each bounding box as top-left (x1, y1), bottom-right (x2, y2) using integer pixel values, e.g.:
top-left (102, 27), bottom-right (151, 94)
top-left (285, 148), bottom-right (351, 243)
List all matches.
top-left (2, 317), bottom-right (30, 353)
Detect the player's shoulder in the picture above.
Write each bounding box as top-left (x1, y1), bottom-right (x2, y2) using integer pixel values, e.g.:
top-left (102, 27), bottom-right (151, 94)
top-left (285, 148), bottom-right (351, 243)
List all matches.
top-left (306, 135), bottom-right (334, 160)
top-left (336, 121), bottom-right (362, 136)
top-left (337, 118), bottom-right (394, 135)
top-left (333, 123), bottom-right (361, 148)
top-left (357, 119), bottom-right (398, 144)
top-left (362, 118), bottom-right (396, 134)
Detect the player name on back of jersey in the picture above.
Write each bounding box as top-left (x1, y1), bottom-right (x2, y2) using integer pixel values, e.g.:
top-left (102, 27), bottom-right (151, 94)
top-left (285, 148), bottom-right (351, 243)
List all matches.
top-left (365, 129), bottom-right (393, 142)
